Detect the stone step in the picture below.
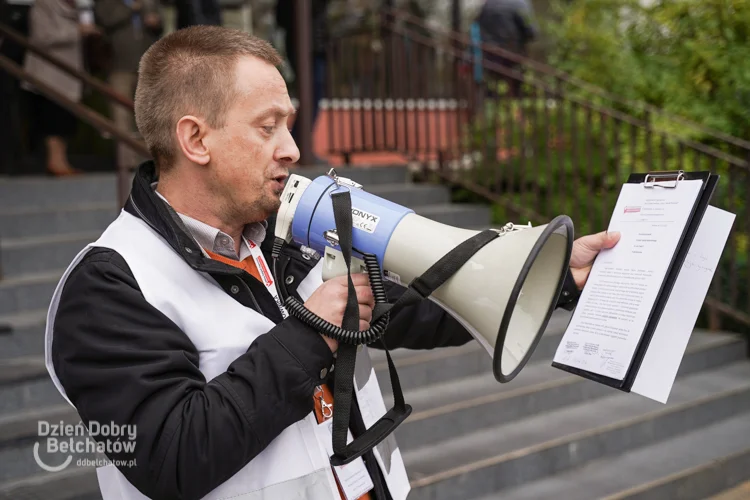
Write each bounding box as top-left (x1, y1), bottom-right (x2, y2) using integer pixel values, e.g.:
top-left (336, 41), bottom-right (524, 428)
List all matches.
top-left (0, 204), bottom-right (118, 239)
top-left (290, 165), bottom-right (410, 187)
top-left (491, 412), bottom-right (750, 500)
top-left (0, 309), bottom-right (47, 360)
top-left (0, 355), bottom-right (65, 417)
top-left (0, 174), bottom-right (119, 211)
top-left (0, 232), bottom-right (95, 279)
top-left (0, 467), bottom-right (100, 500)
top-left (413, 203), bottom-right (491, 228)
top-left (389, 332), bottom-right (746, 451)
top-left (372, 309), bottom-right (572, 394)
top-left (365, 183), bottom-right (451, 207)
top-left (0, 405), bottom-right (85, 484)
top-left (404, 361), bottom-right (750, 500)
top-left (0, 271), bottom-right (62, 317)
top-left (0, 166), bottom-right (409, 211)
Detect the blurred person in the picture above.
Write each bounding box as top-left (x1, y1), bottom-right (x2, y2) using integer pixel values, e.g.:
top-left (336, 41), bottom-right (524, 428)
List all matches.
top-left (475, 0), bottom-right (538, 98)
top-left (45, 25), bottom-right (617, 500)
top-left (94, 0), bottom-right (162, 167)
top-left (0, 0), bottom-right (32, 175)
top-left (23, 0), bottom-right (98, 175)
top-left (276, 0), bottom-right (329, 163)
top-left (174, 0), bottom-right (221, 29)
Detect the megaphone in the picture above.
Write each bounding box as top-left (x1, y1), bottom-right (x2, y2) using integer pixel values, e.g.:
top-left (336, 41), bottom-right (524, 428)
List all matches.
top-left (275, 169), bottom-right (574, 383)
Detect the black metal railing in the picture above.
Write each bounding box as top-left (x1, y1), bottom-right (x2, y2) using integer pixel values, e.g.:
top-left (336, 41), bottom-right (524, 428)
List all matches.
top-left (323, 14), bottom-right (750, 333)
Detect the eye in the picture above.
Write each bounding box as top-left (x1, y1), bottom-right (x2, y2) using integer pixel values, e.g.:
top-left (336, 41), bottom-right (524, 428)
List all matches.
top-left (262, 126), bottom-right (275, 135)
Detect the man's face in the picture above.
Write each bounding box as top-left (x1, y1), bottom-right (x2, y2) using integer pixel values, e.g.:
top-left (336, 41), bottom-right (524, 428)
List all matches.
top-left (206, 56), bottom-right (299, 224)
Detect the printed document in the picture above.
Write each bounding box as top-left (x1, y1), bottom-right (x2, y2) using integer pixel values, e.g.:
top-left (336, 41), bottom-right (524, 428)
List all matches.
top-left (553, 179), bottom-right (703, 380)
top-left (631, 205), bottom-right (735, 402)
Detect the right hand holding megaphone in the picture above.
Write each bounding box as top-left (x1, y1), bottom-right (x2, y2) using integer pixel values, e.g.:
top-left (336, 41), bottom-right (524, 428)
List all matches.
top-left (303, 273), bottom-right (375, 353)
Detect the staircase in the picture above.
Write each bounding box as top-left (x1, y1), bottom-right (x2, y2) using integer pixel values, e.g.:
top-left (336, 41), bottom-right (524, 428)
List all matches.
top-left (0, 165), bottom-right (489, 498)
top-left (1, 166), bottom-right (749, 499)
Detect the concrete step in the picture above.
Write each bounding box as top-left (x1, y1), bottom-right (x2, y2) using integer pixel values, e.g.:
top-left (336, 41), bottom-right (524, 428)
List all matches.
top-left (0, 355), bottom-right (65, 416)
top-left (0, 204), bottom-right (118, 239)
top-left (0, 467), bottom-right (100, 500)
top-left (0, 174), bottom-right (119, 211)
top-left (0, 405), bottom-right (84, 484)
top-left (0, 270), bottom-right (62, 317)
top-left (290, 165), bottom-right (410, 186)
top-left (413, 203), bottom-right (491, 228)
top-left (372, 309), bottom-right (572, 394)
top-left (404, 361), bottom-right (750, 500)
top-left (709, 479), bottom-right (750, 500)
top-left (0, 232), bottom-right (95, 279)
top-left (0, 309), bottom-right (47, 360)
top-left (0, 166), bottom-right (409, 212)
top-left (389, 332), bottom-right (746, 451)
top-left (365, 183), bottom-right (450, 208)
top-left (492, 412), bottom-right (750, 500)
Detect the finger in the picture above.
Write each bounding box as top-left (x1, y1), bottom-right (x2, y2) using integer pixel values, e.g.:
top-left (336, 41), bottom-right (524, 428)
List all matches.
top-left (359, 304), bottom-right (373, 324)
top-left (348, 273), bottom-right (370, 287)
top-left (355, 284), bottom-right (375, 308)
top-left (359, 320), bottom-right (371, 332)
top-left (604, 231), bottom-right (621, 248)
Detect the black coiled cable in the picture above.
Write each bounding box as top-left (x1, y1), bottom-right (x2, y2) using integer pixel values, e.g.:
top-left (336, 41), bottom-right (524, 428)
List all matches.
top-left (280, 249), bottom-right (392, 346)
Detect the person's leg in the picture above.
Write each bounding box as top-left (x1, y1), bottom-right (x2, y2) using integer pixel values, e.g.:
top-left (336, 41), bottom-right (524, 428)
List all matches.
top-left (109, 71), bottom-right (142, 168)
top-left (37, 94), bottom-right (80, 175)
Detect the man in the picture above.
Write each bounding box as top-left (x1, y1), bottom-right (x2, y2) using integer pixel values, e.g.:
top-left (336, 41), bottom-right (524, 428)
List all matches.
top-left (475, 0), bottom-right (539, 98)
top-left (46, 26), bottom-right (619, 500)
top-left (93, 0), bottom-right (163, 169)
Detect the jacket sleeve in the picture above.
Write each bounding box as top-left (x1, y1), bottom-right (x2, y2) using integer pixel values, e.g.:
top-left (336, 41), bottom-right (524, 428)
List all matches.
top-left (51, 248), bottom-right (334, 500)
top-left (93, 0), bottom-right (135, 32)
top-left (29, 0), bottom-right (79, 49)
top-left (374, 268), bottom-right (580, 350)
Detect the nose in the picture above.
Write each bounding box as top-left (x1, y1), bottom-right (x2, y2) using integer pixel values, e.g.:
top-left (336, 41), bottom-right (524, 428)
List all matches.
top-left (275, 127), bottom-right (300, 165)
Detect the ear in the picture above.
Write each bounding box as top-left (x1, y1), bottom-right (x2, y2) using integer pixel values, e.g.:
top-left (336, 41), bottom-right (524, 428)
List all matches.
top-left (175, 115), bottom-right (211, 166)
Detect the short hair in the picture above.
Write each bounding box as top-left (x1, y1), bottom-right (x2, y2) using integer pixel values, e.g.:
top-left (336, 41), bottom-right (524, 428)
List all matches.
top-left (134, 26), bottom-right (283, 170)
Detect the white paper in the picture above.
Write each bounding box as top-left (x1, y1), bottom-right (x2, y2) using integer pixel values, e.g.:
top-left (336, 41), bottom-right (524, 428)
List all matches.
top-left (313, 419), bottom-right (374, 500)
top-left (631, 205), bottom-right (735, 403)
top-left (553, 179), bottom-right (703, 379)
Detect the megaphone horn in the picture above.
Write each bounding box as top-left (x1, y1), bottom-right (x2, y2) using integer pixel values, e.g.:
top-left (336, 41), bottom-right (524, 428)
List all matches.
top-left (275, 169), bottom-right (574, 383)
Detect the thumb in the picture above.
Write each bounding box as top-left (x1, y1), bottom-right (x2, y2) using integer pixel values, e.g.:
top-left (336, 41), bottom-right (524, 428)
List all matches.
top-left (604, 231), bottom-right (621, 249)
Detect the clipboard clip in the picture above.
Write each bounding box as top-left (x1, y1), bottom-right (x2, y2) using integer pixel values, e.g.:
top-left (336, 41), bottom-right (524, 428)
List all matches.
top-left (643, 170), bottom-right (685, 188)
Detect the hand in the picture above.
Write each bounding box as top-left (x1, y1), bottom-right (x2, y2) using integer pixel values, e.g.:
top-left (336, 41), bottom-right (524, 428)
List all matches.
top-left (303, 273), bottom-right (374, 352)
top-left (569, 231), bottom-right (621, 290)
top-left (144, 12), bottom-right (161, 29)
top-left (79, 23), bottom-right (101, 36)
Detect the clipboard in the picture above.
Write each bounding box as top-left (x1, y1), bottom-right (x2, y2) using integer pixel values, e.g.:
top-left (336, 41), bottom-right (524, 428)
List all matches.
top-left (552, 169), bottom-right (719, 392)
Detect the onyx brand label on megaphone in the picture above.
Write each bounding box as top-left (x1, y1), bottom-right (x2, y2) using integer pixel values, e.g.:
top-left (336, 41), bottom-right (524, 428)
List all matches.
top-left (277, 169), bottom-right (574, 384)
top-left (351, 207), bottom-right (380, 234)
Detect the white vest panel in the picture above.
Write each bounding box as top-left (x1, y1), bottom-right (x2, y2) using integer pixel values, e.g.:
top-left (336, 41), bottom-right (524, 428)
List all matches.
top-left (45, 210), bottom-right (410, 500)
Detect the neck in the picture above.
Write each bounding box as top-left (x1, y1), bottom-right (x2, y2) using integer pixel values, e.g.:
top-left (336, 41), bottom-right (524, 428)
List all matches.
top-left (156, 173), bottom-right (245, 255)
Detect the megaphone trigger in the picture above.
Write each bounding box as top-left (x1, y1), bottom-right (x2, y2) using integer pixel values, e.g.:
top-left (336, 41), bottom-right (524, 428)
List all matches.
top-left (274, 171), bottom-right (575, 464)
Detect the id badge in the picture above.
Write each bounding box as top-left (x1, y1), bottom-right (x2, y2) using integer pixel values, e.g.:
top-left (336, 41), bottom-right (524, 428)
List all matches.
top-left (314, 419), bottom-right (374, 500)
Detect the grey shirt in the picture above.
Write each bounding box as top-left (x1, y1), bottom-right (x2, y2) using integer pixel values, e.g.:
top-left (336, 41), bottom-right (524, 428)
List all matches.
top-left (154, 189), bottom-right (267, 261)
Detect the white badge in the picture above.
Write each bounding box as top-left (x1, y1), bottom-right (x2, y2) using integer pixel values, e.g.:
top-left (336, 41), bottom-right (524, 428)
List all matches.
top-left (314, 419), bottom-right (374, 500)
top-left (244, 237), bottom-right (289, 319)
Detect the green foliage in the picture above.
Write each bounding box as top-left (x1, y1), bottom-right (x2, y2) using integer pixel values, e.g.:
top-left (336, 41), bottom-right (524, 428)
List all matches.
top-left (544, 0), bottom-right (750, 144)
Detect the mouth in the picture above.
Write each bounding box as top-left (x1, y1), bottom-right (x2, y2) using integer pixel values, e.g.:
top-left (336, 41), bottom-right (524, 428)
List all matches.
top-left (271, 173), bottom-right (288, 192)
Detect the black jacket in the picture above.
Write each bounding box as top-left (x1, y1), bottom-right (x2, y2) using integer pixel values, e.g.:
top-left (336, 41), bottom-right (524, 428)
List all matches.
top-left (52, 161), bottom-right (579, 499)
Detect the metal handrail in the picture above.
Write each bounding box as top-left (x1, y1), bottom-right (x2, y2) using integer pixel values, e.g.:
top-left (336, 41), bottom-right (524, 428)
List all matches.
top-left (0, 53), bottom-right (147, 206)
top-left (381, 20), bottom-right (749, 170)
top-left (0, 23), bottom-right (134, 110)
top-left (384, 6), bottom-right (750, 152)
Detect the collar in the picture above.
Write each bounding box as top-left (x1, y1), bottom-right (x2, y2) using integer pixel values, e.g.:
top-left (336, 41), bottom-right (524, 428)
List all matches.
top-left (124, 161), bottom-right (276, 275)
top-left (152, 186), bottom-right (267, 261)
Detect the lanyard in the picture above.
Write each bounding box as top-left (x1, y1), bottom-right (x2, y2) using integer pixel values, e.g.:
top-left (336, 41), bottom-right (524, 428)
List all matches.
top-left (243, 236), bottom-right (289, 319)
